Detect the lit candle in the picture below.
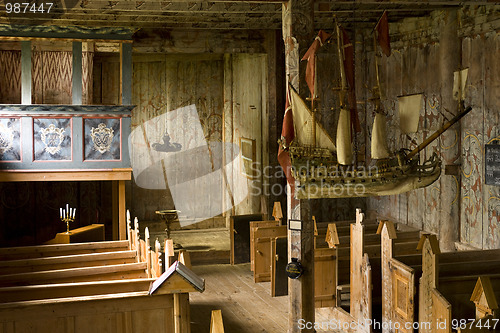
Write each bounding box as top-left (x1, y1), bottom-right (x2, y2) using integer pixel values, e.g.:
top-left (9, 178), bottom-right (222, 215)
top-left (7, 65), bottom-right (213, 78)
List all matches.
top-left (73, 208), bottom-right (76, 219)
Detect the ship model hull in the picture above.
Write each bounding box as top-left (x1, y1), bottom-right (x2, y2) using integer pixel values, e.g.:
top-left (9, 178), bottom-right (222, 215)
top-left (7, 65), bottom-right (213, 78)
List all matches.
top-left (290, 148), bottom-right (441, 199)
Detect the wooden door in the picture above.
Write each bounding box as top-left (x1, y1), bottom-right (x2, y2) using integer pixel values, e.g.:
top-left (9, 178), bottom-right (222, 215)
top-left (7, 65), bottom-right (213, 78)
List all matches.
top-left (390, 258), bottom-right (416, 333)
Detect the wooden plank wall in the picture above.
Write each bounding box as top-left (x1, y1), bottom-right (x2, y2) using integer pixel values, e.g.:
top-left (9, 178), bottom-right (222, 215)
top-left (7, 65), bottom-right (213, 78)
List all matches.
top-left (365, 7), bottom-right (500, 250)
top-left (0, 42), bottom-right (93, 104)
top-left (93, 51), bottom-right (270, 224)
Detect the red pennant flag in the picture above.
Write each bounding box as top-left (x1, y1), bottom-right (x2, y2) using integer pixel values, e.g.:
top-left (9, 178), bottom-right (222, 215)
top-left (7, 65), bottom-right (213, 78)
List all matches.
top-left (278, 87), bottom-right (295, 191)
top-left (341, 27), bottom-right (361, 133)
top-left (301, 30), bottom-right (331, 98)
top-left (376, 11), bottom-right (391, 57)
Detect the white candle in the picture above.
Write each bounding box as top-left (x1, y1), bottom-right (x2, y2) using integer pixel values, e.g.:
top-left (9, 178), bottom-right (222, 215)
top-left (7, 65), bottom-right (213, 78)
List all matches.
top-left (60, 208), bottom-right (63, 218)
top-left (70, 208), bottom-right (73, 219)
top-left (73, 208), bottom-right (76, 218)
top-left (66, 204), bottom-right (69, 217)
top-left (63, 209), bottom-right (65, 219)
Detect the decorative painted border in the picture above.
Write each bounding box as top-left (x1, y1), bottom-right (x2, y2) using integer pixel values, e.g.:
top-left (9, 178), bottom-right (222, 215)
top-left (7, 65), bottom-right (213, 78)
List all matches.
top-left (0, 24), bottom-right (136, 40)
top-left (0, 104), bottom-right (134, 116)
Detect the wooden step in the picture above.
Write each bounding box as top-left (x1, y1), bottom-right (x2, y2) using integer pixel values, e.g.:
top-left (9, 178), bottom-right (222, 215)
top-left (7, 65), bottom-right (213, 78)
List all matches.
top-left (0, 278), bottom-right (155, 303)
top-left (0, 241), bottom-right (130, 261)
top-left (0, 250), bottom-right (137, 275)
top-left (0, 262), bottom-right (148, 287)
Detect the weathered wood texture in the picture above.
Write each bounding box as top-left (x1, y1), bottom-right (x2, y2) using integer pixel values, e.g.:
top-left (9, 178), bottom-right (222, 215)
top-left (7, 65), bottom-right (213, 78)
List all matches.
top-left (93, 50), bottom-right (269, 226)
top-left (253, 225), bottom-right (286, 283)
top-left (0, 44), bottom-right (93, 105)
top-left (271, 236), bottom-right (288, 297)
top-left (250, 220), bottom-right (279, 271)
top-left (230, 213), bottom-right (264, 265)
top-left (314, 247), bottom-right (336, 308)
top-left (0, 292), bottom-right (176, 333)
top-left (365, 6), bottom-right (500, 251)
top-left (349, 209), bottom-right (372, 333)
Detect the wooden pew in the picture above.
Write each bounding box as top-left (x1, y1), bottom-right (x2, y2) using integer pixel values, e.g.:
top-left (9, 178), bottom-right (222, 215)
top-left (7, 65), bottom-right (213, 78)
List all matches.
top-left (0, 240), bottom-right (130, 261)
top-left (315, 247), bottom-right (337, 308)
top-left (0, 210), bottom-right (204, 333)
top-left (0, 262), bottom-right (149, 287)
top-left (250, 220), bottom-right (280, 271)
top-left (0, 250), bottom-right (137, 275)
top-left (0, 278), bottom-right (155, 303)
top-left (418, 236), bottom-right (500, 333)
top-left (253, 225), bottom-right (287, 282)
top-left (378, 220), bottom-right (424, 333)
top-left (230, 213), bottom-right (265, 265)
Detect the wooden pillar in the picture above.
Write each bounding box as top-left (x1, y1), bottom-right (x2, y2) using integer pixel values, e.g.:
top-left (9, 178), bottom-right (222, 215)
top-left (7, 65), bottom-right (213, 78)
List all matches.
top-left (21, 41), bottom-right (31, 104)
top-left (120, 42), bottom-right (132, 105)
top-left (72, 42), bottom-right (82, 105)
top-left (282, 1), bottom-right (314, 332)
top-left (439, 9), bottom-right (460, 252)
top-left (112, 180), bottom-right (127, 240)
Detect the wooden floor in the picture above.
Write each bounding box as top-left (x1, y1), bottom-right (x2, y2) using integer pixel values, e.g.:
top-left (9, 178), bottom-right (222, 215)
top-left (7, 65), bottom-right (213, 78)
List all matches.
top-left (190, 264), bottom-right (340, 332)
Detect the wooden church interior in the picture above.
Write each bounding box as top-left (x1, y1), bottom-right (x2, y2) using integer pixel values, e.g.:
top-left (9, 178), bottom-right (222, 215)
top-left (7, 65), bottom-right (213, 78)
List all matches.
top-left (0, 1), bottom-right (499, 332)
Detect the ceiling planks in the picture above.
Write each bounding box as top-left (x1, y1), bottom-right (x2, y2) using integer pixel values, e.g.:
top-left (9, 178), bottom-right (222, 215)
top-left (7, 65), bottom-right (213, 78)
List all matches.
top-left (0, 1), bottom-right (484, 30)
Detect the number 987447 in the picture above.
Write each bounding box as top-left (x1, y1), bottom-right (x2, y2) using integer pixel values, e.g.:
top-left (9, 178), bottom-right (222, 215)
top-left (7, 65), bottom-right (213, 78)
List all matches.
top-left (5, 2), bottom-right (53, 14)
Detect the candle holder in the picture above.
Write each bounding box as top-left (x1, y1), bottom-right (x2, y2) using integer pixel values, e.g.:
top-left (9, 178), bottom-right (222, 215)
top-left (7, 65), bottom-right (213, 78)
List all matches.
top-left (60, 205), bottom-right (76, 234)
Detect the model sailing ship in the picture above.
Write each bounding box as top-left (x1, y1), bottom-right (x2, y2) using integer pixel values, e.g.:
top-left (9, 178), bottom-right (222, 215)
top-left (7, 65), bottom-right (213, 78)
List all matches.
top-left (280, 14), bottom-right (472, 199)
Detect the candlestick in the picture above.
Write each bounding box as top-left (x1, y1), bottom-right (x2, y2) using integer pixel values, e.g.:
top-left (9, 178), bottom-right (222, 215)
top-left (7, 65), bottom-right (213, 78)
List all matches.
top-left (60, 205), bottom-right (76, 233)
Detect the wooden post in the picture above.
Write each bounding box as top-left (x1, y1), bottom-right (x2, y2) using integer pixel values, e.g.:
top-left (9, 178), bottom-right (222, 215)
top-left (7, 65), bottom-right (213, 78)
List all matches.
top-left (438, 9), bottom-right (461, 252)
top-left (210, 310), bottom-right (224, 333)
top-left (377, 220), bottom-right (397, 333)
top-left (72, 41), bottom-right (82, 105)
top-left (112, 180), bottom-right (127, 240)
top-left (417, 234), bottom-right (440, 333)
top-left (282, 0), bottom-right (314, 331)
top-left (120, 42), bottom-right (132, 105)
top-left (21, 41), bottom-right (31, 104)
top-left (165, 239), bottom-right (176, 267)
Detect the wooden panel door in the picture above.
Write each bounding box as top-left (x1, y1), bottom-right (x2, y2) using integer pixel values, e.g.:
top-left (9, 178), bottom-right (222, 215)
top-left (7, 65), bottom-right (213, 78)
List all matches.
top-left (253, 225), bottom-right (287, 283)
top-left (391, 258), bottom-right (416, 333)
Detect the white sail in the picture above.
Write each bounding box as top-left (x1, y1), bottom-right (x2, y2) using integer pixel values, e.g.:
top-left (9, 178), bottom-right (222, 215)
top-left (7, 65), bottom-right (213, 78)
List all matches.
top-left (290, 89), bottom-right (336, 151)
top-left (371, 112), bottom-right (390, 159)
top-left (336, 108), bottom-right (352, 165)
top-left (398, 94), bottom-right (423, 134)
top-left (453, 68), bottom-right (468, 101)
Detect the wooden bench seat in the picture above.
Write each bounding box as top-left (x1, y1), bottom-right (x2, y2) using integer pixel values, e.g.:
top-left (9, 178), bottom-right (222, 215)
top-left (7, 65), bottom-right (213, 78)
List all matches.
top-left (0, 278), bottom-right (155, 303)
top-left (0, 262), bottom-right (148, 287)
top-left (0, 240), bottom-right (130, 261)
top-left (0, 250), bottom-right (137, 275)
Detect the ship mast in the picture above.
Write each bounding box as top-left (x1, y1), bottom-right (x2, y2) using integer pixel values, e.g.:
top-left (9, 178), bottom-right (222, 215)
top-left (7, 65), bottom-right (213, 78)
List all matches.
top-left (336, 23), bottom-right (348, 108)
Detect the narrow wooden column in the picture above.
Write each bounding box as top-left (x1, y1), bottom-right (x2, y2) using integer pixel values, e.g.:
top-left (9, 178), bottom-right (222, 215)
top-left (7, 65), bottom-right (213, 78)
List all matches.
top-left (438, 9), bottom-right (461, 251)
top-left (72, 41), bottom-right (82, 104)
top-left (112, 180), bottom-right (127, 240)
top-left (21, 41), bottom-right (31, 104)
top-left (120, 42), bottom-right (132, 105)
top-left (282, 1), bottom-right (315, 332)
